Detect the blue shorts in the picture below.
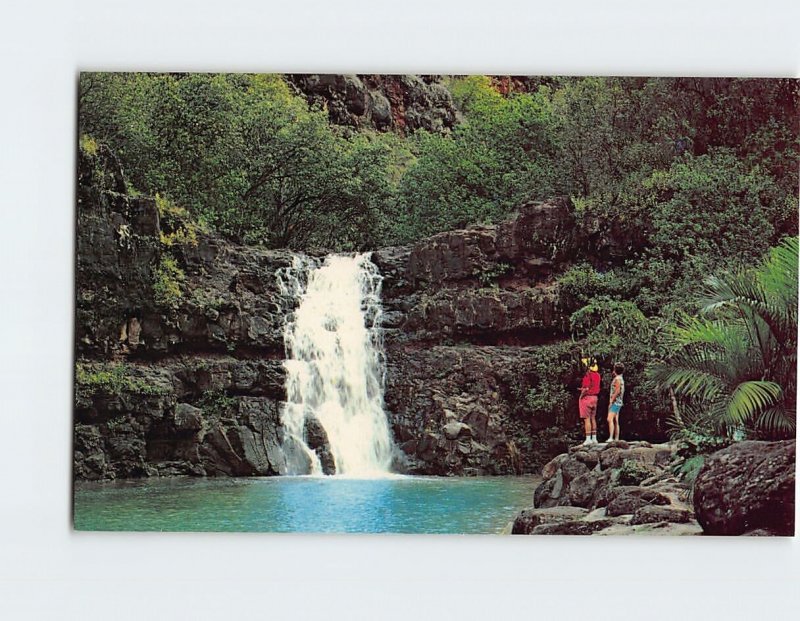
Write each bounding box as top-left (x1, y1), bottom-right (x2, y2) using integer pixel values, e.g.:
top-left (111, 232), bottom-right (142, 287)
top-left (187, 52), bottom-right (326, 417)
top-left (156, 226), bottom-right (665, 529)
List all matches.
top-left (609, 403), bottom-right (622, 415)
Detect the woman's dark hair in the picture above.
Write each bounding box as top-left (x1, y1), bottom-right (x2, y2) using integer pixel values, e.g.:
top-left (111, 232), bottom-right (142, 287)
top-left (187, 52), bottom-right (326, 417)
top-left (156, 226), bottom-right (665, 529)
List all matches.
top-left (614, 363), bottom-right (625, 375)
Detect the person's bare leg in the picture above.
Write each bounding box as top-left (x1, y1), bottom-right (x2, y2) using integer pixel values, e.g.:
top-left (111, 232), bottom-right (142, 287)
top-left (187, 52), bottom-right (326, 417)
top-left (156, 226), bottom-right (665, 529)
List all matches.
top-left (583, 417), bottom-right (591, 436)
top-left (607, 412), bottom-right (615, 441)
top-left (615, 417), bottom-right (621, 441)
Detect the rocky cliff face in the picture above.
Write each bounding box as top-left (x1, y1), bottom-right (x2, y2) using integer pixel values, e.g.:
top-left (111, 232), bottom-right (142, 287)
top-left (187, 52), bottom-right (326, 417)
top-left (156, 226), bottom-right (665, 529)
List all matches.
top-left (374, 199), bottom-right (581, 475)
top-left (75, 146), bottom-right (306, 479)
top-left (74, 144), bottom-right (584, 480)
top-left (288, 74), bottom-right (458, 134)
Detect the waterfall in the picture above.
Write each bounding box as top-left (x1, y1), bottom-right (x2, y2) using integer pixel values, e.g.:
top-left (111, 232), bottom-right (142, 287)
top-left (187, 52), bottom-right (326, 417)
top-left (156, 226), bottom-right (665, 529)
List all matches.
top-left (277, 253), bottom-right (394, 476)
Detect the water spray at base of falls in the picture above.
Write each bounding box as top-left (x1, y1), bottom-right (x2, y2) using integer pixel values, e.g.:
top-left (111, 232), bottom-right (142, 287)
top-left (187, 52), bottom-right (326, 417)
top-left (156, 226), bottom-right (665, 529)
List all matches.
top-left (277, 253), bottom-right (395, 477)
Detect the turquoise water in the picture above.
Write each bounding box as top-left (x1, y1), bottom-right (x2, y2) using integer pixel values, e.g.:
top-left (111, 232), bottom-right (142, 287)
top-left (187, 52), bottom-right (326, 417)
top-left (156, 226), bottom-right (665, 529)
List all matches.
top-left (73, 475), bottom-right (538, 534)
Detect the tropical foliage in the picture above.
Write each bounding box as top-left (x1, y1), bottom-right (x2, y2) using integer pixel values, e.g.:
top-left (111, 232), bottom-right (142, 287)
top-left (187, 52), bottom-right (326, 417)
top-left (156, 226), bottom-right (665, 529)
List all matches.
top-left (649, 237), bottom-right (798, 439)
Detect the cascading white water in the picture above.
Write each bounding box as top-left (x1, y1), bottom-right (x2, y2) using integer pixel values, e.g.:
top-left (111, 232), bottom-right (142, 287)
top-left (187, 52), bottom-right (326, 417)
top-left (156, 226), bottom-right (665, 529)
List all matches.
top-left (277, 253), bottom-right (394, 476)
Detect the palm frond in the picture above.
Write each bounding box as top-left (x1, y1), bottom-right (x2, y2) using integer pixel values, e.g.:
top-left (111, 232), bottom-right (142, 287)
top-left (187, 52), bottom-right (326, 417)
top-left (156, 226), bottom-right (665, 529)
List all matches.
top-left (652, 236), bottom-right (797, 440)
top-left (722, 380), bottom-right (783, 427)
top-left (756, 406), bottom-right (797, 434)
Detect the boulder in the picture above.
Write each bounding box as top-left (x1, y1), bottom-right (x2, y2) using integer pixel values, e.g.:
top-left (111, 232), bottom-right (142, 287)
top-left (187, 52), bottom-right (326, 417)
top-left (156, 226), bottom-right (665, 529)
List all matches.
top-left (560, 458), bottom-right (590, 485)
top-left (574, 450), bottom-right (600, 468)
top-left (173, 403), bottom-right (203, 431)
top-left (541, 454), bottom-right (568, 480)
top-left (631, 505), bottom-right (693, 525)
top-left (693, 440), bottom-right (795, 536)
top-left (529, 519), bottom-right (619, 536)
top-left (594, 522), bottom-right (704, 536)
top-left (599, 447), bottom-right (624, 470)
top-left (511, 507), bottom-right (589, 534)
top-left (304, 416), bottom-right (336, 475)
top-left (443, 421), bottom-right (472, 440)
top-left (568, 471), bottom-right (605, 508)
top-left (533, 474), bottom-right (563, 509)
top-left (606, 487), bottom-right (671, 517)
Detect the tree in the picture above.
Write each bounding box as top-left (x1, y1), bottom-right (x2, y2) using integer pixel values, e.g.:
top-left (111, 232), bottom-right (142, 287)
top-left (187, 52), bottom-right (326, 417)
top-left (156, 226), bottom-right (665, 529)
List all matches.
top-left (78, 73), bottom-right (400, 250)
top-left (648, 237), bottom-right (798, 439)
top-left (394, 76), bottom-right (557, 241)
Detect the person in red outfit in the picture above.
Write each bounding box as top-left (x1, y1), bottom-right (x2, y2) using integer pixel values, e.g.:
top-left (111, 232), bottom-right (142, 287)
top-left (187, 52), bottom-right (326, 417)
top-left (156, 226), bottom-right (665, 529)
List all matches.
top-left (578, 357), bottom-right (601, 445)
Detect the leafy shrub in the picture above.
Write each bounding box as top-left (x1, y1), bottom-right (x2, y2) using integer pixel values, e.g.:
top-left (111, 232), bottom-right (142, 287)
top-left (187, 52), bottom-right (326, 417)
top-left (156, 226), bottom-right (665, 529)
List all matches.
top-left (510, 341), bottom-right (578, 427)
top-left (196, 390), bottom-right (238, 418)
top-left (155, 193), bottom-right (204, 248)
top-left (669, 428), bottom-right (732, 483)
top-left (643, 150), bottom-right (778, 265)
top-left (473, 262), bottom-right (512, 287)
top-left (153, 255), bottom-right (185, 309)
top-left (75, 362), bottom-right (164, 399)
top-left (526, 380), bottom-right (571, 419)
top-left (79, 134), bottom-right (99, 156)
top-left (79, 73), bottom-right (402, 250)
top-left (557, 263), bottom-right (611, 311)
top-left (569, 297), bottom-right (652, 356)
top-left (674, 455), bottom-right (706, 485)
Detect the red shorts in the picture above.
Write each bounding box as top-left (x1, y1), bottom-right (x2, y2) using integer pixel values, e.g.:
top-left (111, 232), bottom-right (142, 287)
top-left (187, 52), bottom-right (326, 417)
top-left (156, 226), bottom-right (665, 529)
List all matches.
top-left (579, 395), bottom-right (598, 419)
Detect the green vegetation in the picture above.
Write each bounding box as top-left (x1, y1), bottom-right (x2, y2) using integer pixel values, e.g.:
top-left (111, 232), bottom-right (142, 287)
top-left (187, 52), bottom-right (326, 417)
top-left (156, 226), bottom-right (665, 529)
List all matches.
top-left (153, 255), bottom-right (185, 309)
top-left (392, 76), bottom-right (557, 239)
top-left (514, 341), bottom-right (577, 425)
top-left (75, 362), bottom-right (165, 398)
top-left (650, 237), bottom-right (798, 440)
top-left (196, 390), bottom-right (238, 418)
top-left (80, 73), bottom-right (399, 249)
top-left (670, 430), bottom-right (732, 485)
top-left (473, 262), bottom-right (512, 287)
top-left (79, 134), bottom-right (99, 156)
top-left (155, 193), bottom-right (204, 248)
top-left (80, 74), bottom-right (796, 254)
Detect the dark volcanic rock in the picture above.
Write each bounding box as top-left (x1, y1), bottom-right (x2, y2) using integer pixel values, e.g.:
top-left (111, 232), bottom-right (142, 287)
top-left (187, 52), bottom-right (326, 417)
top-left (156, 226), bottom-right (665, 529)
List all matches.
top-left (605, 487), bottom-right (671, 517)
top-left (569, 470), bottom-right (612, 509)
top-left (512, 441), bottom-right (702, 535)
top-left (403, 287), bottom-right (562, 342)
top-left (287, 74), bottom-right (458, 134)
top-left (74, 358), bottom-right (289, 480)
top-left (511, 506), bottom-right (589, 534)
top-left (693, 440), bottom-right (795, 536)
top-left (533, 474), bottom-right (564, 509)
top-left (76, 146), bottom-right (298, 359)
top-left (531, 442), bottom-right (679, 511)
top-left (631, 505), bottom-right (693, 525)
top-left (403, 199), bottom-right (575, 289)
top-left (305, 416), bottom-right (335, 475)
top-left (174, 403), bottom-right (203, 431)
top-left (371, 199), bottom-right (585, 476)
top-left (529, 519), bottom-right (619, 536)
top-left (384, 344), bottom-right (575, 475)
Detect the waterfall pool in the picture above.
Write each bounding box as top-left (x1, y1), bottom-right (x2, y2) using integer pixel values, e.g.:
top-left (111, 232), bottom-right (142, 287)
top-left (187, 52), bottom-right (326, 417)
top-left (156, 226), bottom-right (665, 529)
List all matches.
top-left (73, 475), bottom-right (539, 534)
